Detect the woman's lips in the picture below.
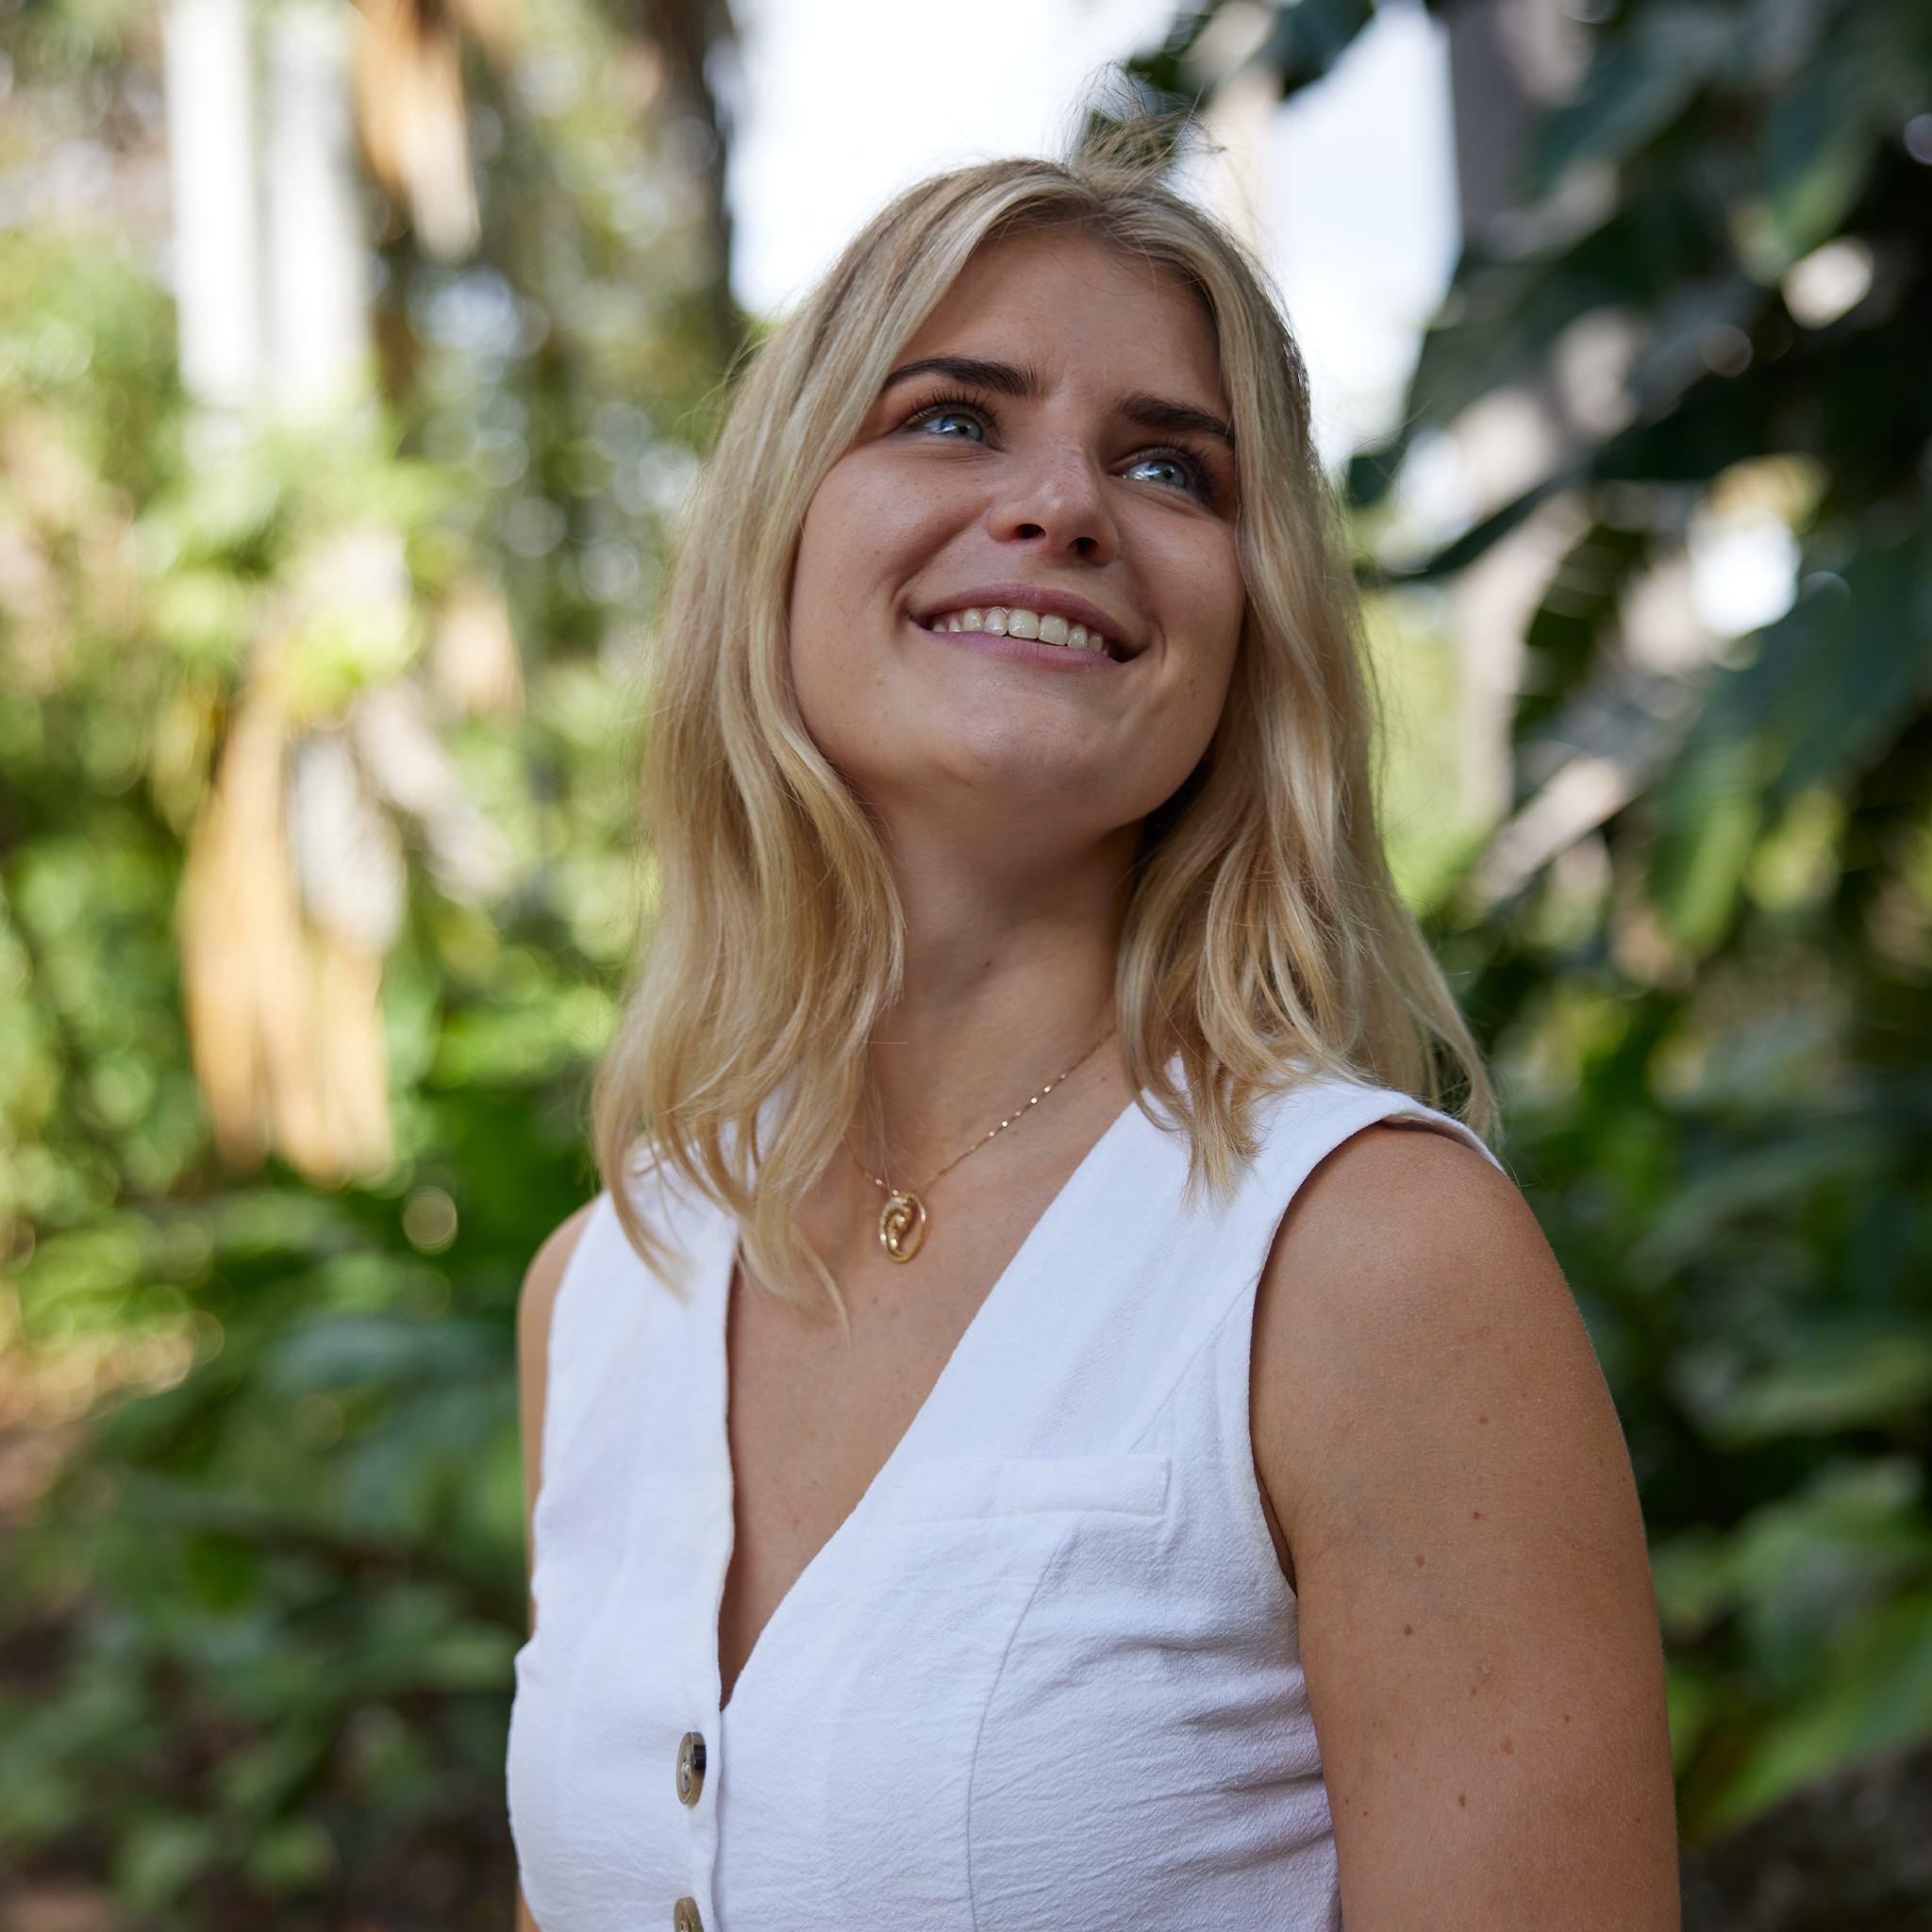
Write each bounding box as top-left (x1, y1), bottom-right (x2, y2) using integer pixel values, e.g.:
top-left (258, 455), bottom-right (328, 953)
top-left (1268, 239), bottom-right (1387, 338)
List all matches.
top-left (919, 622), bottom-right (1121, 669)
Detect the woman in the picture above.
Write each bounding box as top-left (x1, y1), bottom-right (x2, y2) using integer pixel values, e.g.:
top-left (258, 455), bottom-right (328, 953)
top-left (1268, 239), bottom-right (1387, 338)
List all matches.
top-left (508, 129), bottom-right (1679, 1931)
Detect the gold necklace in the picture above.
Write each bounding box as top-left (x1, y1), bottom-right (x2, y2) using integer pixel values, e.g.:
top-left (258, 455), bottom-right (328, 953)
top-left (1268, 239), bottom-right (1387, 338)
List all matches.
top-left (849, 1033), bottom-right (1111, 1263)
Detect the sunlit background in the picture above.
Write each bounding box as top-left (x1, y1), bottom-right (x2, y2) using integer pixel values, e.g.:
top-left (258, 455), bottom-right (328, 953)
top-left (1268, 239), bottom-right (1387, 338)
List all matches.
top-left (1, 0), bottom-right (1930, 1924)
top-left (725, 0), bottom-right (1460, 459)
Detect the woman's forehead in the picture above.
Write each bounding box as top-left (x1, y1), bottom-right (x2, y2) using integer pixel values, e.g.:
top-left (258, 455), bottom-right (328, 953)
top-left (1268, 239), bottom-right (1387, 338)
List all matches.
top-left (893, 227), bottom-right (1227, 408)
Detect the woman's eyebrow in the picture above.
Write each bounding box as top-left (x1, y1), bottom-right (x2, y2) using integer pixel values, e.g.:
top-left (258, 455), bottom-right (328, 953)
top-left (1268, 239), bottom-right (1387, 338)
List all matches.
top-left (1119, 392), bottom-right (1235, 447)
top-left (882, 356), bottom-right (1037, 397)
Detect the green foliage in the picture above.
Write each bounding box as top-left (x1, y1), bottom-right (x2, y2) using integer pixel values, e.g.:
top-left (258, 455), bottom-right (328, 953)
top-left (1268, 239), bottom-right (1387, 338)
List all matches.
top-left (1485, 937), bottom-right (1932, 1834)
top-left (0, 1172), bottom-right (562, 1924)
top-left (1130, 0), bottom-right (1374, 104)
top-left (0, 0), bottom-right (728, 1923)
top-left (1409, 0), bottom-right (1932, 1836)
top-left (1158, 0), bottom-right (1932, 1842)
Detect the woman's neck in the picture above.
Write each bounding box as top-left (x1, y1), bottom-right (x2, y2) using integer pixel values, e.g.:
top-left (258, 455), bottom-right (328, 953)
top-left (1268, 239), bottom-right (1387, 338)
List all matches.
top-left (856, 814), bottom-right (1135, 1184)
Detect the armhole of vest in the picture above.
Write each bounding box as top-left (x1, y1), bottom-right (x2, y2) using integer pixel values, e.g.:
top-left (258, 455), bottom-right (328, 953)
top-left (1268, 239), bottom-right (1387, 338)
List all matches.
top-left (1370, 1107), bottom-right (1502, 1172)
top-left (535, 1193), bottom-right (616, 1505)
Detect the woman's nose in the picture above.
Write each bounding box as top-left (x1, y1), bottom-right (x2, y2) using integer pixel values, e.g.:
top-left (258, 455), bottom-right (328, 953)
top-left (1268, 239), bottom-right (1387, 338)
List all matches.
top-left (987, 441), bottom-right (1119, 563)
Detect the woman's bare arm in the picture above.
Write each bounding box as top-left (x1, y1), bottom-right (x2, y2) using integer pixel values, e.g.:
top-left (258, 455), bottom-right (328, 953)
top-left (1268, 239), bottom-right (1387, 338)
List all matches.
top-left (1254, 1126), bottom-right (1678, 1930)
top-left (514, 1203), bottom-right (596, 1932)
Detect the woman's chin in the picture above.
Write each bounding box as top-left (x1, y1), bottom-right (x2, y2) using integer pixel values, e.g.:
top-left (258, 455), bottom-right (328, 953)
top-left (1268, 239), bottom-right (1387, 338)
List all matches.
top-left (852, 741), bottom-right (1158, 843)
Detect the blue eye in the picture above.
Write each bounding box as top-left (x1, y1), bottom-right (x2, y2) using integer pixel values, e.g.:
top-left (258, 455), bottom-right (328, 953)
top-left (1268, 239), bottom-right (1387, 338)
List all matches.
top-left (1125, 452), bottom-right (1198, 492)
top-left (918, 408), bottom-right (985, 441)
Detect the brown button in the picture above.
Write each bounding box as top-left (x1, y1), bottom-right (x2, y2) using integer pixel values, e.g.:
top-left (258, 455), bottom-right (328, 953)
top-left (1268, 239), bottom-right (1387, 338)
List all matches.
top-left (675, 1731), bottom-right (707, 1807)
top-left (673, 1900), bottom-right (704, 1932)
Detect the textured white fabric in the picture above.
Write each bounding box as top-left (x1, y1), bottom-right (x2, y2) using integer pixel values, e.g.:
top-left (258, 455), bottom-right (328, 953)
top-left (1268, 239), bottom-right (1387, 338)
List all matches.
top-left (508, 1076), bottom-right (1488, 1931)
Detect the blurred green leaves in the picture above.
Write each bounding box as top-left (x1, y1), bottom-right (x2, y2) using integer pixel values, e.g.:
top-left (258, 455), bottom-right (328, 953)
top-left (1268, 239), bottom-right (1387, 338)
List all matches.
top-left (1438, 0), bottom-right (1932, 1832)
top-left (1154, 0), bottom-right (1932, 1847)
top-left (1655, 1459), bottom-right (1932, 1829)
top-left (0, 0), bottom-right (728, 1921)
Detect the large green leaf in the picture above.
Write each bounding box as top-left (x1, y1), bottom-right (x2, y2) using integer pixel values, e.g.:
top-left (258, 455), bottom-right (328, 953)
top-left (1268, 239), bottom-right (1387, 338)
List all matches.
top-left (1533, 0), bottom-right (1739, 192)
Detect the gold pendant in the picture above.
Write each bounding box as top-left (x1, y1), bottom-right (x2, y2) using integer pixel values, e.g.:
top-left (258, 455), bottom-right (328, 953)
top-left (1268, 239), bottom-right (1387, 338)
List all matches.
top-left (878, 1190), bottom-right (927, 1263)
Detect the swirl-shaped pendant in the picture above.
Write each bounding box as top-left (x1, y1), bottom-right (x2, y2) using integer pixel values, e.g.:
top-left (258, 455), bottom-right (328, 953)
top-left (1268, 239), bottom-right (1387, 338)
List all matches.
top-left (877, 1190), bottom-right (928, 1263)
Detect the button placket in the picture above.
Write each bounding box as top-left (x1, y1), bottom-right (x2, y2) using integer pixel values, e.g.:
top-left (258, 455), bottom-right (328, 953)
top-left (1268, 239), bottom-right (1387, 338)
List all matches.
top-left (674, 1729), bottom-right (709, 1930)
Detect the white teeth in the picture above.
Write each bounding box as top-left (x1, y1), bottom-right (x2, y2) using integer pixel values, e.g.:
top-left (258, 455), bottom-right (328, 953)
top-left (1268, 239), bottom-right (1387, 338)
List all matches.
top-left (930, 605), bottom-right (1111, 655)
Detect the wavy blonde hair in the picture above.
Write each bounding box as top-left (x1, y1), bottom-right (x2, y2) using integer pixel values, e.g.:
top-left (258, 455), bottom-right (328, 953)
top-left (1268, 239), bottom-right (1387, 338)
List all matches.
top-left (593, 128), bottom-right (1492, 1305)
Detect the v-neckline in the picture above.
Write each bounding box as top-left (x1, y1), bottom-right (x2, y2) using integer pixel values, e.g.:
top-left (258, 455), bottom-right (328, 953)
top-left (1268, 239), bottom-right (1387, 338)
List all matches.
top-left (713, 1094), bottom-right (1145, 1713)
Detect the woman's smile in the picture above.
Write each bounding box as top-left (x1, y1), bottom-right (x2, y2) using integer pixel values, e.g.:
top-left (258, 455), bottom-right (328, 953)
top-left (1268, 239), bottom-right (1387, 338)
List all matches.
top-left (913, 584), bottom-right (1134, 664)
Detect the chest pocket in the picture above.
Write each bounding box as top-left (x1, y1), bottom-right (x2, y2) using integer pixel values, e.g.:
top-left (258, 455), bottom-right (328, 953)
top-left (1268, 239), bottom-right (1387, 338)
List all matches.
top-left (713, 1457), bottom-right (1175, 1930)
top-left (879, 1455), bottom-right (1171, 1526)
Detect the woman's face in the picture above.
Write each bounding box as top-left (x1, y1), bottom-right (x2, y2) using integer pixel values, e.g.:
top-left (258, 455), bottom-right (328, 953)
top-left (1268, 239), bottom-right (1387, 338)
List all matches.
top-left (788, 226), bottom-right (1246, 853)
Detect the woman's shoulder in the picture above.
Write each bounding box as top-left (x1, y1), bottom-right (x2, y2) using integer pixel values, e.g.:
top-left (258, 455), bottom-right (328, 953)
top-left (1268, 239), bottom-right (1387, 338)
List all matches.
top-left (1250, 1098), bottom-right (1564, 1485)
top-left (1278, 1108), bottom-right (1524, 1262)
top-left (1256, 1076), bottom-right (1540, 1339)
top-left (1253, 1109), bottom-right (1591, 1535)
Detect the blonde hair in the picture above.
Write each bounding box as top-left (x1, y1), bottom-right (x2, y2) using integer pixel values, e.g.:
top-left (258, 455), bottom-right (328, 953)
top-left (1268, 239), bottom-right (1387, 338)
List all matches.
top-left (594, 126), bottom-right (1492, 1305)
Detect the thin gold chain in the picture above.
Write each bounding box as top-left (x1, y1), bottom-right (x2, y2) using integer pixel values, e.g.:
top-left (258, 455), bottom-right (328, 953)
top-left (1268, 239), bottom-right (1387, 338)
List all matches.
top-left (849, 1031), bottom-right (1112, 1200)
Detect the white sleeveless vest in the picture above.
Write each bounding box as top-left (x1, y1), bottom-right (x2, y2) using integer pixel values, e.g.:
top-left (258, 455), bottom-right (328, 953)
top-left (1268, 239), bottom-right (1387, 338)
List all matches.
top-left (508, 1075), bottom-right (1483, 1932)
